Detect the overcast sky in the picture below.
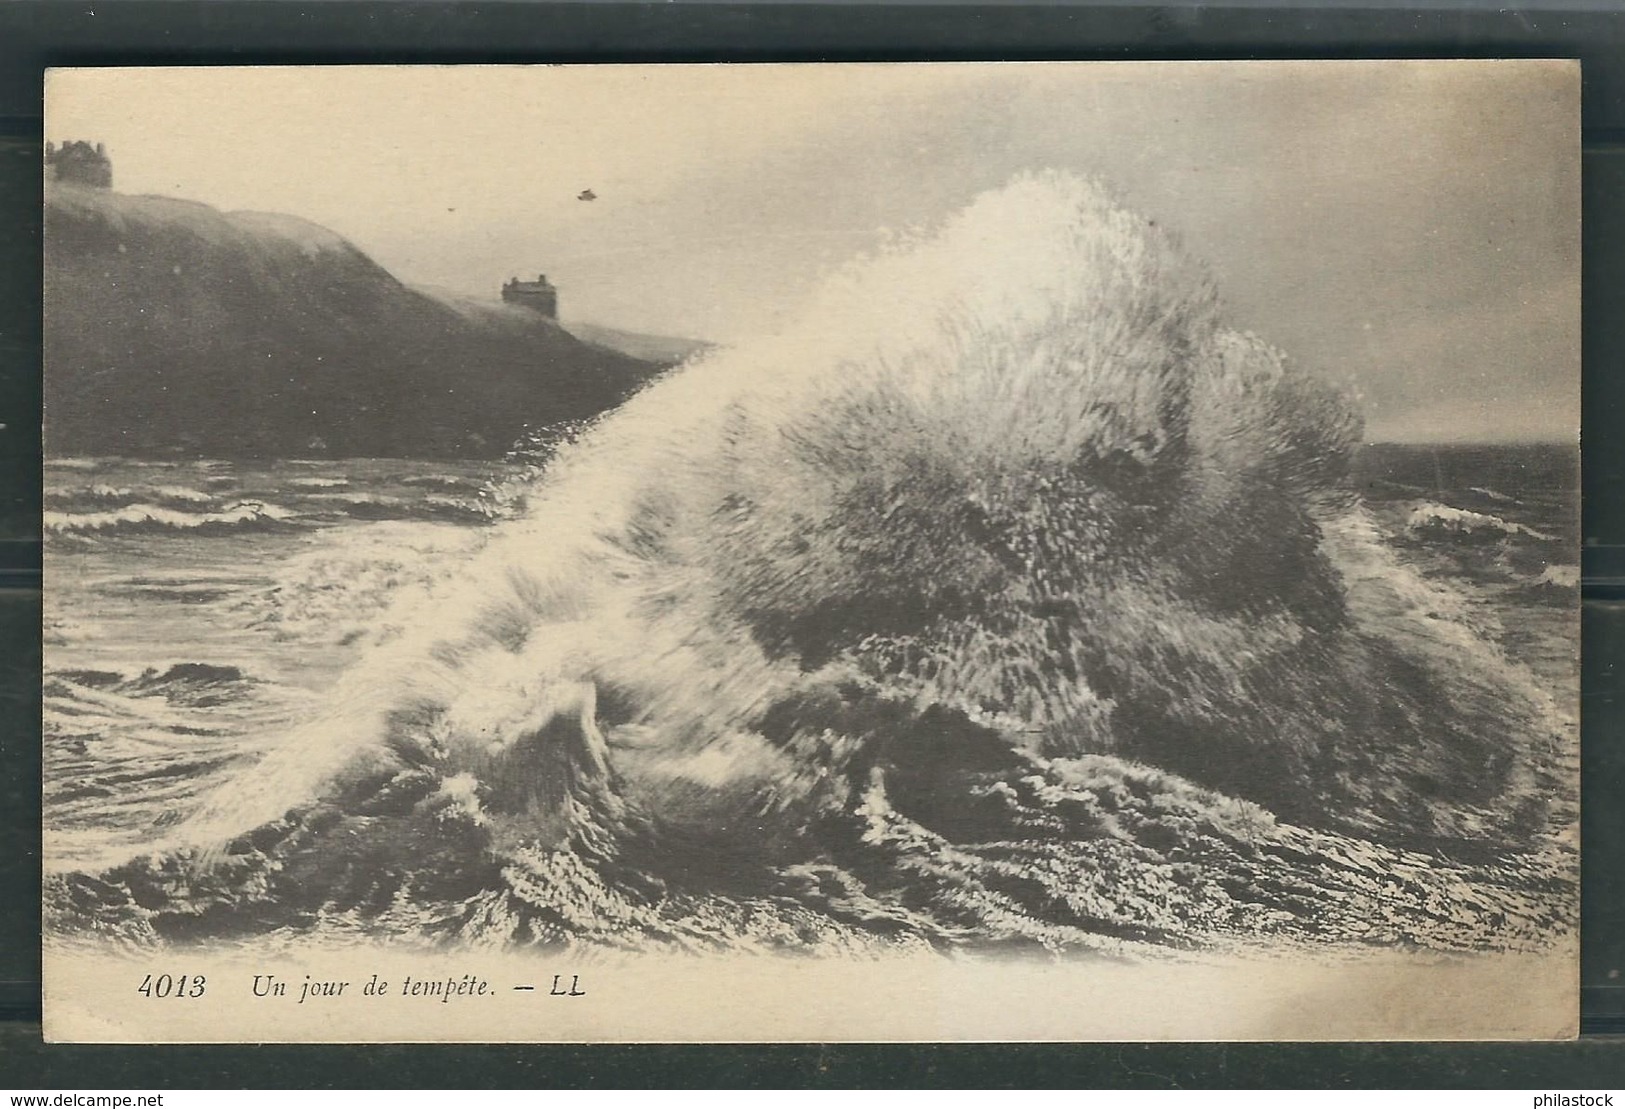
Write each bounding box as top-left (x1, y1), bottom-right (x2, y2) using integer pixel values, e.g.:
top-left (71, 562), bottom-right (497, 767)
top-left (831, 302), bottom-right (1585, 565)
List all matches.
top-left (47, 62), bottom-right (1578, 442)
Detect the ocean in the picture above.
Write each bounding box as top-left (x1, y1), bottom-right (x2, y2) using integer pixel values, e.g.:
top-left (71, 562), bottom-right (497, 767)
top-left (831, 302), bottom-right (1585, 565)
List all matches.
top-left (41, 443), bottom-right (1579, 957)
top-left (44, 457), bottom-right (511, 869)
top-left (38, 175), bottom-right (1581, 962)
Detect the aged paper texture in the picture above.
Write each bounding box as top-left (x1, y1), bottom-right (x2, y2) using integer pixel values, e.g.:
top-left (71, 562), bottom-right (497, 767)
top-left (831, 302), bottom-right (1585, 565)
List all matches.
top-left (41, 61), bottom-right (1579, 1042)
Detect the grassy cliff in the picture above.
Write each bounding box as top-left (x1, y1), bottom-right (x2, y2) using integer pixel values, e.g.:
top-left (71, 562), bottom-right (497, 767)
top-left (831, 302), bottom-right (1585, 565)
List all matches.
top-left (45, 183), bottom-right (659, 459)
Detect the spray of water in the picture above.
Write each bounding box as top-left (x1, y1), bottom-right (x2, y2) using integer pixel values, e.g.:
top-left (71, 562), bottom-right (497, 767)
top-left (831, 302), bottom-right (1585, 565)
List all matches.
top-left (135, 171), bottom-right (1564, 950)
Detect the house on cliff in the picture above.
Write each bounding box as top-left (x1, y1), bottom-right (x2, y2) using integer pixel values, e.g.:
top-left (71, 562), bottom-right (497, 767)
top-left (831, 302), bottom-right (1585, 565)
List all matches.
top-left (46, 141), bottom-right (112, 188)
top-left (502, 273), bottom-right (558, 318)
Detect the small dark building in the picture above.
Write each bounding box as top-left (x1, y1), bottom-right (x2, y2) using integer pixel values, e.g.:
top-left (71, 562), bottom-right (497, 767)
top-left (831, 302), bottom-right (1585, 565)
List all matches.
top-left (501, 273), bottom-right (558, 318)
top-left (46, 140), bottom-right (112, 188)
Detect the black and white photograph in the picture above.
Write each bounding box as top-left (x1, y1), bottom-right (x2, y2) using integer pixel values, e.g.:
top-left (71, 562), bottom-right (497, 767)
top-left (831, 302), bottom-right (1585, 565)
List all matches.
top-left (39, 61), bottom-right (1580, 1042)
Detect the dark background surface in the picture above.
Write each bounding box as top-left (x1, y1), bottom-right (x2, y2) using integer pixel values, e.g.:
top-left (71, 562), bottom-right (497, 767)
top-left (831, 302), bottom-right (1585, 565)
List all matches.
top-left (1, 0), bottom-right (1623, 1086)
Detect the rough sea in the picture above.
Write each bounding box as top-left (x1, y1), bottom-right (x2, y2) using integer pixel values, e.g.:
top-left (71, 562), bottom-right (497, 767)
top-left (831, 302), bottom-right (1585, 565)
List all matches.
top-left (39, 175), bottom-right (1582, 962)
top-left (42, 443), bottom-right (1578, 957)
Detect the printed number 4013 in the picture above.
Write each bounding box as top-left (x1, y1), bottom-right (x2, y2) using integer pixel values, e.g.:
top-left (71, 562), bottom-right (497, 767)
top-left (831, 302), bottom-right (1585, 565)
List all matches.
top-left (137, 973), bottom-right (206, 998)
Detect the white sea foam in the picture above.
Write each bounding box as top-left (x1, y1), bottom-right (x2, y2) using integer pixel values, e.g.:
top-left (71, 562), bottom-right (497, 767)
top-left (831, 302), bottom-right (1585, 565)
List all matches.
top-left (1535, 564), bottom-right (1580, 590)
top-left (46, 501), bottom-right (296, 536)
top-left (1406, 502), bottom-right (1556, 542)
top-left (169, 171), bottom-right (1562, 860)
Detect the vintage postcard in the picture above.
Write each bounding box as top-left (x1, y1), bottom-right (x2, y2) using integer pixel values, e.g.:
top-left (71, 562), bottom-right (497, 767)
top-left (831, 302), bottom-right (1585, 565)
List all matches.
top-left (41, 61), bottom-right (1580, 1042)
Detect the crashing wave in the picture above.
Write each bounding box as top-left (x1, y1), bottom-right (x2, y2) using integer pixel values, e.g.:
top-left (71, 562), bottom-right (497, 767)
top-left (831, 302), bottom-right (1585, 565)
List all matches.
top-left (45, 484), bottom-right (218, 513)
top-left (1535, 565), bottom-right (1580, 589)
top-left (303, 490), bottom-right (496, 525)
top-left (1514, 563), bottom-right (1581, 607)
top-left (46, 501), bottom-right (298, 537)
top-left (60, 172), bottom-right (1570, 953)
top-left (1406, 503), bottom-right (1557, 543)
top-left (399, 474), bottom-right (484, 490)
